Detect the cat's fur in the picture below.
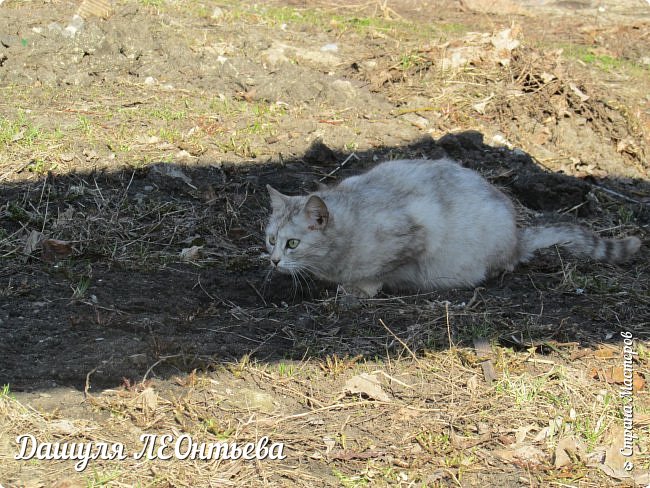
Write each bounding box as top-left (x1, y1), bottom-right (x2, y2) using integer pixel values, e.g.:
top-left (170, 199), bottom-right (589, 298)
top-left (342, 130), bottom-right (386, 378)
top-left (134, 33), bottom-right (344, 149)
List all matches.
top-left (265, 158), bottom-right (641, 297)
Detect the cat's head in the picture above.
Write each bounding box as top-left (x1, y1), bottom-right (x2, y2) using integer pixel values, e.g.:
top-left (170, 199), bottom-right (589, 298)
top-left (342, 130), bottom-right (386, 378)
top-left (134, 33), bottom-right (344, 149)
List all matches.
top-left (265, 185), bottom-right (330, 275)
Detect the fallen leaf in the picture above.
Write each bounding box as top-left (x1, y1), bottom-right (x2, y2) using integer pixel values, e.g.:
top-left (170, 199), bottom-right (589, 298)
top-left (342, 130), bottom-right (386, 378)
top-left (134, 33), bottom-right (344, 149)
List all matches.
top-left (137, 387), bottom-right (158, 416)
top-left (594, 347), bottom-right (617, 359)
top-left (323, 437), bottom-right (336, 455)
top-left (180, 245), bottom-right (202, 262)
top-left (52, 480), bottom-right (85, 488)
top-left (50, 419), bottom-right (78, 436)
top-left (41, 239), bottom-right (73, 262)
top-left (11, 128), bottom-right (26, 142)
top-left (533, 426), bottom-right (551, 442)
top-left (344, 373), bottom-right (391, 402)
top-left (554, 437), bottom-right (579, 468)
top-left (494, 444), bottom-right (546, 466)
top-left (540, 71), bottom-right (556, 83)
top-left (235, 87), bottom-right (257, 102)
top-left (150, 163), bottom-right (195, 189)
top-left (590, 367), bottom-right (645, 391)
top-left (451, 430), bottom-right (491, 449)
top-left (23, 230), bottom-right (44, 255)
top-left (466, 374), bottom-right (480, 392)
top-left (595, 445), bottom-right (630, 480)
top-left (569, 83), bottom-right (589, 102)
top-left (514, 425), bottom-right (535, 446)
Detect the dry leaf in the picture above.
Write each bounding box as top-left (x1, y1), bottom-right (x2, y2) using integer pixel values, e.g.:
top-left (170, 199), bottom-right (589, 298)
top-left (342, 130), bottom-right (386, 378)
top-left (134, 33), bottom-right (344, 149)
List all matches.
top-left (569, 83), bottom-right (590, 102)
top-left (514, 425), bottom-right (535, 445)
top-left (41, 239), bottom-right (73, 262)
top-left (451, 430), bottom-right (491, 449)
top-left (323, 436), bottom-right (336, 455)
top-left (533, 426), bottom-right (551, 442)
top-left (52, 480), bottom-right (85, 488)
top-left (50, 419), bottom-right (78, 436)
top-left (235, 87), bottom-right (257, 102)
top-left (466, 374), bottom-right (480, 392)
top-left (23, 230), bottom-right (44, 255)
top-left (344, 373), bottom-right (391, 402)
top-left (494, 444), bottom-right (546, 466)
top-left (180, 245), bottom-right (203, 262)
top-left (594, 347), bottom-right (617, 359)
top-left (590, 367), bottom-right (645, 391)
top-left (138, 387), bottom-right (158, 415)
top-left (595, 445), bottom-right (630, 480)
top-left (554, 437), bottom-right (579, 468)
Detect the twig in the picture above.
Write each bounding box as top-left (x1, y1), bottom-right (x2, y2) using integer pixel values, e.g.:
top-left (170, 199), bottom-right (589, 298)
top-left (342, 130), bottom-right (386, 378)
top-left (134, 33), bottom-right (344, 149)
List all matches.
top-left (379, 318), bottom-right (422, 367)
top-left (142, 354), bottom-right (182, 385)
top-left (591, 183), bottom-right (647, 205)
top-left (393, 106), bottom-right (438, 115)
top-left (84, 366), bottom-right (98, 398)
top-left (318, 152), bottom-right (359, 182)
top-left (445, 301), bottom-right (454, 348)
top-left (196, 275), bottom-right (216, 301)
top-left (246, 279), bottom-right (267, 306)
top-left (371, 370), bottom-right (414, 389)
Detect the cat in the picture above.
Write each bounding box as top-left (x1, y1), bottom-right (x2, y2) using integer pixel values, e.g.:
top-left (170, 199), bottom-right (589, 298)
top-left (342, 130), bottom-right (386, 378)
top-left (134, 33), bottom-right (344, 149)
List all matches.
top-left (264, 158), bottom-right (641, 298)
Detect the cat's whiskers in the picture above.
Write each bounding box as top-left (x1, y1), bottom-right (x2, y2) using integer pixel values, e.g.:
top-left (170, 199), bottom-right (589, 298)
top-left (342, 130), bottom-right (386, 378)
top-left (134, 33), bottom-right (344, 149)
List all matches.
top-left (294, 262), bottom-right (325, 280)
top-left (294, 267), bottom-right (315, 295)
top-left (289, 268), bottom-right (305, 299)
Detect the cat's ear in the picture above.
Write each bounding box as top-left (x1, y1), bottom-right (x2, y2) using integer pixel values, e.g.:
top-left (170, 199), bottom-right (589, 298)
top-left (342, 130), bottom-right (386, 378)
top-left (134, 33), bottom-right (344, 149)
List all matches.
top-left (267, 185), bottom-right (289, 211)
top-left (304, 195), bottom-right (329, 230)
top-left (316, 181), bottom-right (329, 191)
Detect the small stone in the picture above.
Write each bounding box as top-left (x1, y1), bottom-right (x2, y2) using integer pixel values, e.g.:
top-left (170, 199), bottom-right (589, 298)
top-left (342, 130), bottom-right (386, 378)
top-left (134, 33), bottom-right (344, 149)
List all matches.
top-left (401, 112), bottom-right (429, 130)
top-left (211, 6), bottom-right (224, 20)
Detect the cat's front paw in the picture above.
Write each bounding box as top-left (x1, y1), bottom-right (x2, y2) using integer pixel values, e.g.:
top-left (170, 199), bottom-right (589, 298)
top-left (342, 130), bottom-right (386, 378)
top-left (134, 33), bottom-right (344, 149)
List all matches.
top-left (340, 282), bottom-right (382, 298)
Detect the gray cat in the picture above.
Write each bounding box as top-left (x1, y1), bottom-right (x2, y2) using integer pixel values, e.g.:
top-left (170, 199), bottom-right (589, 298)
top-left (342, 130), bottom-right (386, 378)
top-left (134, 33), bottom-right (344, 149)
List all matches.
top-left (265, 158), bottom-right (641, 297)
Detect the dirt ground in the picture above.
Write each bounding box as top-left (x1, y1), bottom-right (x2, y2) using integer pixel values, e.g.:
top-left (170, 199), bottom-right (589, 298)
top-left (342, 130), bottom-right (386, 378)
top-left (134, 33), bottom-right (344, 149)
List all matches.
top-left (1, 0), bottom-right (649, 486)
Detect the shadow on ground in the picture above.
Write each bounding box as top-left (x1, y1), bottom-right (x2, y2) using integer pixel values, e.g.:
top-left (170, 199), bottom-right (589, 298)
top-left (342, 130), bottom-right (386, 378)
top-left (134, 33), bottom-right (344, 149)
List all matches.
top-left (1, 131), bottom-right (648, 392)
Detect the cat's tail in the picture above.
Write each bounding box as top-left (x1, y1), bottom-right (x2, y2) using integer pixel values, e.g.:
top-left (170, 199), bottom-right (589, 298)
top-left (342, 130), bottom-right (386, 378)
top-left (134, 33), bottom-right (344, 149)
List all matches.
top-left (517, 225), bottom-right (641, 264)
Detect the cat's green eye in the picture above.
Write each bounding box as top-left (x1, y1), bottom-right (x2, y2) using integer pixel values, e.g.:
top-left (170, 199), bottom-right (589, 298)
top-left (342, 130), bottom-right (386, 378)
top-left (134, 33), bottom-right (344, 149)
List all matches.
top-left (286, 239), bottom-right (300, 249)
top-left (268, 235), bottom-right (276, 246)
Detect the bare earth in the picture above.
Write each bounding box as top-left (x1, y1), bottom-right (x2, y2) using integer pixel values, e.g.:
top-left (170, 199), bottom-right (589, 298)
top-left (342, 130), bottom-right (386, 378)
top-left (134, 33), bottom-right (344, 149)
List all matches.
top-left (0, 0), bottom-right (649, 486)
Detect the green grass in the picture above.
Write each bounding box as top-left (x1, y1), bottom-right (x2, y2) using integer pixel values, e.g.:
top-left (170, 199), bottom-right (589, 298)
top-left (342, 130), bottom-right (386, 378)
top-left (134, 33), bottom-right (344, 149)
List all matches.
top-left (138, 0), bottom-right (164, 7)
top-left (225, 2), bottom-right (455, 42)
top-left (77, 115), bottom-right (93, 136)
top-left (0, 112), bottom-right (41, 147)
top-left (556, 43), bottom-right (648, 76)
top-left (277, 362), bottom-right (295, 377)
top-left (147, 106), bottom-right (187, 121)
top-left (332, 468), bottom-right (370, 488)
top-left (496, 371), bottom-right (548, 405)
top-left (86, 469), bottom-right (123, 487)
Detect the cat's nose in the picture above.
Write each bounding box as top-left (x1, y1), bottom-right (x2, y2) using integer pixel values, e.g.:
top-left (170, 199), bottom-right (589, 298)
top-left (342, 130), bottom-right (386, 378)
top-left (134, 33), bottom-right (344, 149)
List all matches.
top-left (271, 258), bottom-right (280, 267)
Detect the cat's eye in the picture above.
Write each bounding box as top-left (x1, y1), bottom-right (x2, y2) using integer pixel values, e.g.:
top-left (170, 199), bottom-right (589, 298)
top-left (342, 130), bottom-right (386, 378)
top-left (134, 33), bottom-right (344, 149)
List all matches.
top-left (286, 239), bottom-right (300, 249)
top-left (268, 235), bottom-right (276, 246)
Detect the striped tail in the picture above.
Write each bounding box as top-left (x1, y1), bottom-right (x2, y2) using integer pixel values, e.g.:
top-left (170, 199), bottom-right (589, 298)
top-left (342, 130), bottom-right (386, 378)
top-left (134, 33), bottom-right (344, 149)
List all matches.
top-left (518, 225), bottom-right (641, 264)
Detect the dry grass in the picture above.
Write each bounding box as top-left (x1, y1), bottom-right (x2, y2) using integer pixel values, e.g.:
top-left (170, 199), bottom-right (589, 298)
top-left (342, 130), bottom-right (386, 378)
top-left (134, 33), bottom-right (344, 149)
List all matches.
top-left (1, 337), bottom-right (649, 486)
